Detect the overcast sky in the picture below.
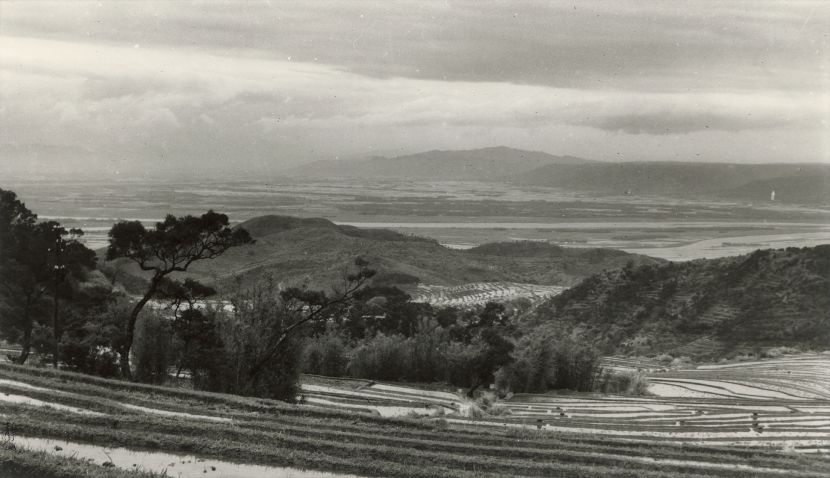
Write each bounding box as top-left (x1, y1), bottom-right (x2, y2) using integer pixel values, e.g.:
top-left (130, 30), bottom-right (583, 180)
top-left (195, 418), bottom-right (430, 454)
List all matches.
top-left (1, 1), bottom-right (828, 178)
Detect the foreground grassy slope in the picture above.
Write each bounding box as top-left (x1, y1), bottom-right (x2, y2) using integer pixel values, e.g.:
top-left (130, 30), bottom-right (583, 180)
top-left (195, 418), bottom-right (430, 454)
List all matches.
top-left (529, 245), bottom-right (830, 358)
top-left (110, 215), bottom-right (661, 292)
top-left (2, 363), bottom-right (829, 477)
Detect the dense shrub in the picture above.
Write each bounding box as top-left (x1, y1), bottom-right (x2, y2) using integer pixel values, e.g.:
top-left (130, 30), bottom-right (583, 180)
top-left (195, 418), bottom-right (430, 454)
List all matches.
top-left (207, 282), bottom-right (304, 401)
top-left (348, 333), bottom-right (412, 381)
top-left (596, 371), bottom-right (650, 395)
top-left (498, 338), bottom-right (605, 394)
top-left (303, 332), bottom-right (349, 377)
top-left (132, 311), bottom-right (173, 384)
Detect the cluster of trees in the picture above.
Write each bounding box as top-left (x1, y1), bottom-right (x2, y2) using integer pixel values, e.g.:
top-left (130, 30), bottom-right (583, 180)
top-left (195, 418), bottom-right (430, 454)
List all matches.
top-left (1, 187), bottom-right (614, 403)
top-left (0, 189), bottom-right (97, 366)
top-left (0, 188), bottom-right (394, 400)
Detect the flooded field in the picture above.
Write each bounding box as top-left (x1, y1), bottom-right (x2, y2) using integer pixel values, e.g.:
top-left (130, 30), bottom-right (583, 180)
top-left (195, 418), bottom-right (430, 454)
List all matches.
top-left (11, 436), bottom-right (361, 478)
top-left (2, 356), bottom-right (829, 477)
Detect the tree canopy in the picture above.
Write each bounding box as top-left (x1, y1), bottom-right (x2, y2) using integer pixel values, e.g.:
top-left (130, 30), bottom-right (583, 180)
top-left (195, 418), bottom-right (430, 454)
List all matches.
top-left (106, 210), bottom-right (253, 378)
top-left (0, 189), bottom-right (96, 364)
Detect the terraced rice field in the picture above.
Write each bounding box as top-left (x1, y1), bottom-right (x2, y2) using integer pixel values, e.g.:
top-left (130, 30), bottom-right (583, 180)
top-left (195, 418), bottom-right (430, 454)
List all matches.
top-left (1, 356), bottom-right (829, 477)
top-left (302, 355), bottom-right (830, 454)
top-left (410, 281), bottom-right (565, 307)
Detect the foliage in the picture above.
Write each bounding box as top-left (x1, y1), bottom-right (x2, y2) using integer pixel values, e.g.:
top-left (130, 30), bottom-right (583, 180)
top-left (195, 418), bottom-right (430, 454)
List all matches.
top-left (132, 311), bottom-right (173, 385)
top-left (105, 210), bottom-right (253, 378)
top-left (0, 188), bottom-right (97, 365)
top-left (57, 291), bottom-right (127, 378)
top-left (595, 371), bottom-right (651, 396)
top-left (530, 246), bottom-right (830, 359)
top-left (498, 336), bottom-right (606, 394)
top-left (344, 302), bottom-right (515, 394)
top-left (303, 331), bottom-right (349, 377)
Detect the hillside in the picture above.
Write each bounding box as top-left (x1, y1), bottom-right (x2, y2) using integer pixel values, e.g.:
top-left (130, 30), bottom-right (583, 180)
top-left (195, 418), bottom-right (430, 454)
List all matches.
top-left (528, 245), bottom-right (830, 358)
top-left (284, 146), bottom-right (591, 180)
top-left (107, 215), bottom-right (660, 293)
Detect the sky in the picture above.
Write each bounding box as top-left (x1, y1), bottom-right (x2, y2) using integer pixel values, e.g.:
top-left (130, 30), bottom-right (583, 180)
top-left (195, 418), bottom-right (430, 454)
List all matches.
top-left (0, 1), bottom-right (828, 179)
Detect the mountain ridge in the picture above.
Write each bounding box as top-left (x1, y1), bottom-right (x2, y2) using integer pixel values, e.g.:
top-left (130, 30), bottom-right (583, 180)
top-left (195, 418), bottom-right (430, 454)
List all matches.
top-left (284, 146), bottom-right (829, 204)
top-left (284, 146), bottom-right (592, 180)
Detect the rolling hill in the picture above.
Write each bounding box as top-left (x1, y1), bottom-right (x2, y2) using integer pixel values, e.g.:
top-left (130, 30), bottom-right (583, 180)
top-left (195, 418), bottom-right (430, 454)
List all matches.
top-left (527, 245), bottom-right (830, 358)
top-left (106, 215), bottom-right (661, 294)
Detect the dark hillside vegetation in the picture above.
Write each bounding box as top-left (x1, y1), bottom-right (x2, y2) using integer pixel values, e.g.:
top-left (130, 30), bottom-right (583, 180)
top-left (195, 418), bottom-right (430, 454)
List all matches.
top-left (528, 245), bottom-right (830, 358)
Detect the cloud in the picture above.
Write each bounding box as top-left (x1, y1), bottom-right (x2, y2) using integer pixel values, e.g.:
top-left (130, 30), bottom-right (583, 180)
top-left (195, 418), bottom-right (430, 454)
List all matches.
top-left (1, 1), bottom-right (824, 90)
top-left (0, 1), bottom-right (827, 177)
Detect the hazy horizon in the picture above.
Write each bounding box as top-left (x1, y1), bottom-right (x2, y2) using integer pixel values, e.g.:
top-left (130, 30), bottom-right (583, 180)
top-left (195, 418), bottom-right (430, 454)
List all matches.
top-left (1, 1), bottom-right (828, 180)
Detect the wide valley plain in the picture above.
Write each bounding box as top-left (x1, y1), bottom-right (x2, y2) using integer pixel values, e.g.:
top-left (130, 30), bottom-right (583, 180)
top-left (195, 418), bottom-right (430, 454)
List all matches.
top-left (7, 178), bottom-right (830, 260)
top-left (3, 177), bottom-right (830, 477)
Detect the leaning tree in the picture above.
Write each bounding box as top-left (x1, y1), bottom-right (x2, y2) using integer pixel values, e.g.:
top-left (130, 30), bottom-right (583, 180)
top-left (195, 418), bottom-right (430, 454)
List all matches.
top-left (106, 211), bottom-right (252, 378)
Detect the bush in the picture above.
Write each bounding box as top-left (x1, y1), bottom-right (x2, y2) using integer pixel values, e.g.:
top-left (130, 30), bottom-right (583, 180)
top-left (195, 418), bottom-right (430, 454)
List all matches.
top-left (348, 333), bottom-right (412, 381)
top-left (497, 335), bottom-right (554, 394)
top-left (132, 311), bottom-right (173, 384)
top-left (596, 371), bottom-right (650, 395)
top-left (303, 332), bottom-right (349, 377)
top-left (552, 341), bottom-right (602, 391)
top-left (58, 299), bottom-right (127, 378)
top-left (497, 337), bottom-right (603, 394)
top-left (670, 356), bottom-right (692, 367)
top-left (760, 346), bottom-right (800, 358)
top-left (655, 354), bottom-right (674, 365)
top-left (209, 289), bottom-right (304, 402)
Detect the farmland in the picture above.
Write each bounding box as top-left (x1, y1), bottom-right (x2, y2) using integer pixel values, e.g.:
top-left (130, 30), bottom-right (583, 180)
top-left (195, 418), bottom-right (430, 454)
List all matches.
top-left (410, 282), bottom-right (565, 307)
top-left (2, 354), bottom-right (829, 477)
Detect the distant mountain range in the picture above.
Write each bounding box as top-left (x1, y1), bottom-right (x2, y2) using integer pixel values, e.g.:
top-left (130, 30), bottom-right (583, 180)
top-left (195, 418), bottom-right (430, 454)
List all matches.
top-left (513, 161), bottom-right (830, 202)
top-left (528, 245), bottom-right (830, 358)
top-left (286, 146), bottom-right (830, 204)
top-left (108, 215), bottom-right (661, 294)
top-left (285, 146), bottom-right (591, 181)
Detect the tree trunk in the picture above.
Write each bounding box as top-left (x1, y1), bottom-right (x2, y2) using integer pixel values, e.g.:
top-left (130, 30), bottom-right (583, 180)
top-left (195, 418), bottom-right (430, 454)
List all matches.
top-left (175, 340), bottom-right (189, 379)
top-left (17, 327), bottom-right (33, 365)
top-left (16, 305), bottom-right (34, 365)
top-left (120, 275), bottom-right (162, 380)
top-left (52, 275), bottom-right (60, 369)
top-left (466, 380), bottom-right (482, 398)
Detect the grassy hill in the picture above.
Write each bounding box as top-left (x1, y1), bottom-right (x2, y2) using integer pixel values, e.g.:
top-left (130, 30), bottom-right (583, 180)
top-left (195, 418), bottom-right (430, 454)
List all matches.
top-left (107, 215), bottom-right (661, 293)
top-left (527, 245), bottom-right (830, 358)
top-left (284, 146), bottom-right (591, 180)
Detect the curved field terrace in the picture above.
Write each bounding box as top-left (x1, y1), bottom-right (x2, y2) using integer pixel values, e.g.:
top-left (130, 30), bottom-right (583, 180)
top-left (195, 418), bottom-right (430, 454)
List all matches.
top-left (410, 282), bottom-right (565, 307)
top-left (1, 355), bottom-right (829, 477)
